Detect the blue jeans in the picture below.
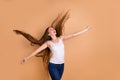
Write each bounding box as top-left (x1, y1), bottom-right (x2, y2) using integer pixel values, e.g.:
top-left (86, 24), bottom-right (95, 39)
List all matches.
top-left (48, 62), bottom-right (64, 80)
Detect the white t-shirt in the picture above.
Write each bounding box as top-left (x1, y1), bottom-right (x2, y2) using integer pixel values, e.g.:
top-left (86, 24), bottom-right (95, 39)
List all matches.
top-left (49, 37), bottom-right (64, 64)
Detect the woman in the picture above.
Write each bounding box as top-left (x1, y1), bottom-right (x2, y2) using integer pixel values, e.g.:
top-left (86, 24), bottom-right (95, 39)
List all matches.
top-left (13, 12), bottom-right (91, 80)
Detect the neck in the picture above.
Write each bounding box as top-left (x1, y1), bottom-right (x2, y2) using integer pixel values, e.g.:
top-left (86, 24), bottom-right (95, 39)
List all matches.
top-left (51, 35), bottom-right (58, 42)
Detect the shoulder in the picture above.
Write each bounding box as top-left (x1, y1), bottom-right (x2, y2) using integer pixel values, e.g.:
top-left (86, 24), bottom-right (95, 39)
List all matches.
top-left (46, 40), bottom-right (51, 45)
top-left (45, 40), bottom-right (51, 47)
top-left (59, 36), bottom-right (64, 40)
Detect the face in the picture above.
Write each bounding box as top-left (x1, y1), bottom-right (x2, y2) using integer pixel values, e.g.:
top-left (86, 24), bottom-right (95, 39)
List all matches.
top-left (48, 27), bottom-right (57, 36)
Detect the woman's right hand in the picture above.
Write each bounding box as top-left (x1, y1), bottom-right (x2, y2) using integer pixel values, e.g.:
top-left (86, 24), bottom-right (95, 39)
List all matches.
top-left (20, 58), bottom-right (27, 64)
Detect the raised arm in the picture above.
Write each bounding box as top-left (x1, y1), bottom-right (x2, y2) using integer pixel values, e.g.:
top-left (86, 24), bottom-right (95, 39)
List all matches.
top-left (21, 41), bottom-right (49, 64)
top-left (60, 26), bottom-right (91, 40)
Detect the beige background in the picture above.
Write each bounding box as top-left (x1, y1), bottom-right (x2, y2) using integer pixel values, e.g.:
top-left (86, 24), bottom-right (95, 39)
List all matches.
top-left (0, 0), bottom-right (120, 80)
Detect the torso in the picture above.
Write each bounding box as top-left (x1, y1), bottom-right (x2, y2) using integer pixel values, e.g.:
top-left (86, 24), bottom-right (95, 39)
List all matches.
top-left (48, 37), bottom-right (64, 64)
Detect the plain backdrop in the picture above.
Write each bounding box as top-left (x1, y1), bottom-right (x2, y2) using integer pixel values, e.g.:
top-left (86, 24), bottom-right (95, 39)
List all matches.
top-left (0, 0), bottom-right (120, 80)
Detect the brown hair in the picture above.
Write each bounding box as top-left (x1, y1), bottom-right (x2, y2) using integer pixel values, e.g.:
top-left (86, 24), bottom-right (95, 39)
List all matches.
top-left (13, 11), bottom-right (69, 65)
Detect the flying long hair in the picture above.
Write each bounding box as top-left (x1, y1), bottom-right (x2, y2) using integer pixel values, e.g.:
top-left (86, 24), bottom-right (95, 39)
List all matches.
top-left (13, 11), bottom-right (69, 65)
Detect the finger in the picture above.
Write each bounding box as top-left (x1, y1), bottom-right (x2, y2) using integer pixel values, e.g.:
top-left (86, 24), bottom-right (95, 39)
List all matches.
top-left (21, 62), bottom-right (24, 64)
top-left (21, 60), bottom-right (24, 64)
top-left (21, 61), bottom-right (23, 64)
top-left (20, 62), bottom-right (23, 64)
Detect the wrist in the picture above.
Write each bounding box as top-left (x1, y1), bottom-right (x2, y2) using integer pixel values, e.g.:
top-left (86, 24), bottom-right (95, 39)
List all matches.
top-left (25, 57), bottom-right (29, 60)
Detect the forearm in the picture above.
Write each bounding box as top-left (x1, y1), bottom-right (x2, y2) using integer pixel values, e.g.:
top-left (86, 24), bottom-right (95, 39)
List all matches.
top-left (63, 26), bottom-right (91, 40)
top-left (20, 50), bottom-right (40, 64)
top-left (25, 42), bottom-right (48, 60)
top-left (25, 51), bottom-right (38, 60)
top-left (65, 30), bottom-right (87, 39)
top-left (73, 28), bottom-right (88, 36)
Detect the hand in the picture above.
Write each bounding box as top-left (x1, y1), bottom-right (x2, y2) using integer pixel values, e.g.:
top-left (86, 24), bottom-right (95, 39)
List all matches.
top-left (20, 58), bottom-right (27, 64)
top-left (84, 25), bottom-right (92, 31)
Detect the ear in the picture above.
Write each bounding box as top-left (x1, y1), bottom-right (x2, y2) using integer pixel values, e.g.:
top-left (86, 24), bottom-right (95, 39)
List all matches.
top-left (48, 33), bottom-right (50, 36)
top-left (55, 32), bottom-right (57, 34)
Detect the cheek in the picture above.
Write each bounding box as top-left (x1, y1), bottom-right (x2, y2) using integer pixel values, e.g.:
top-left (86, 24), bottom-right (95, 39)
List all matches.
top-left (48, 31), bottom-right (53, 35)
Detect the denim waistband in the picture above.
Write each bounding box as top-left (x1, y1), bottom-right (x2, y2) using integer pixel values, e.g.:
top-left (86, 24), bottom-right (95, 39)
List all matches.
top-left (49, 62), bottom-right (64, 65)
